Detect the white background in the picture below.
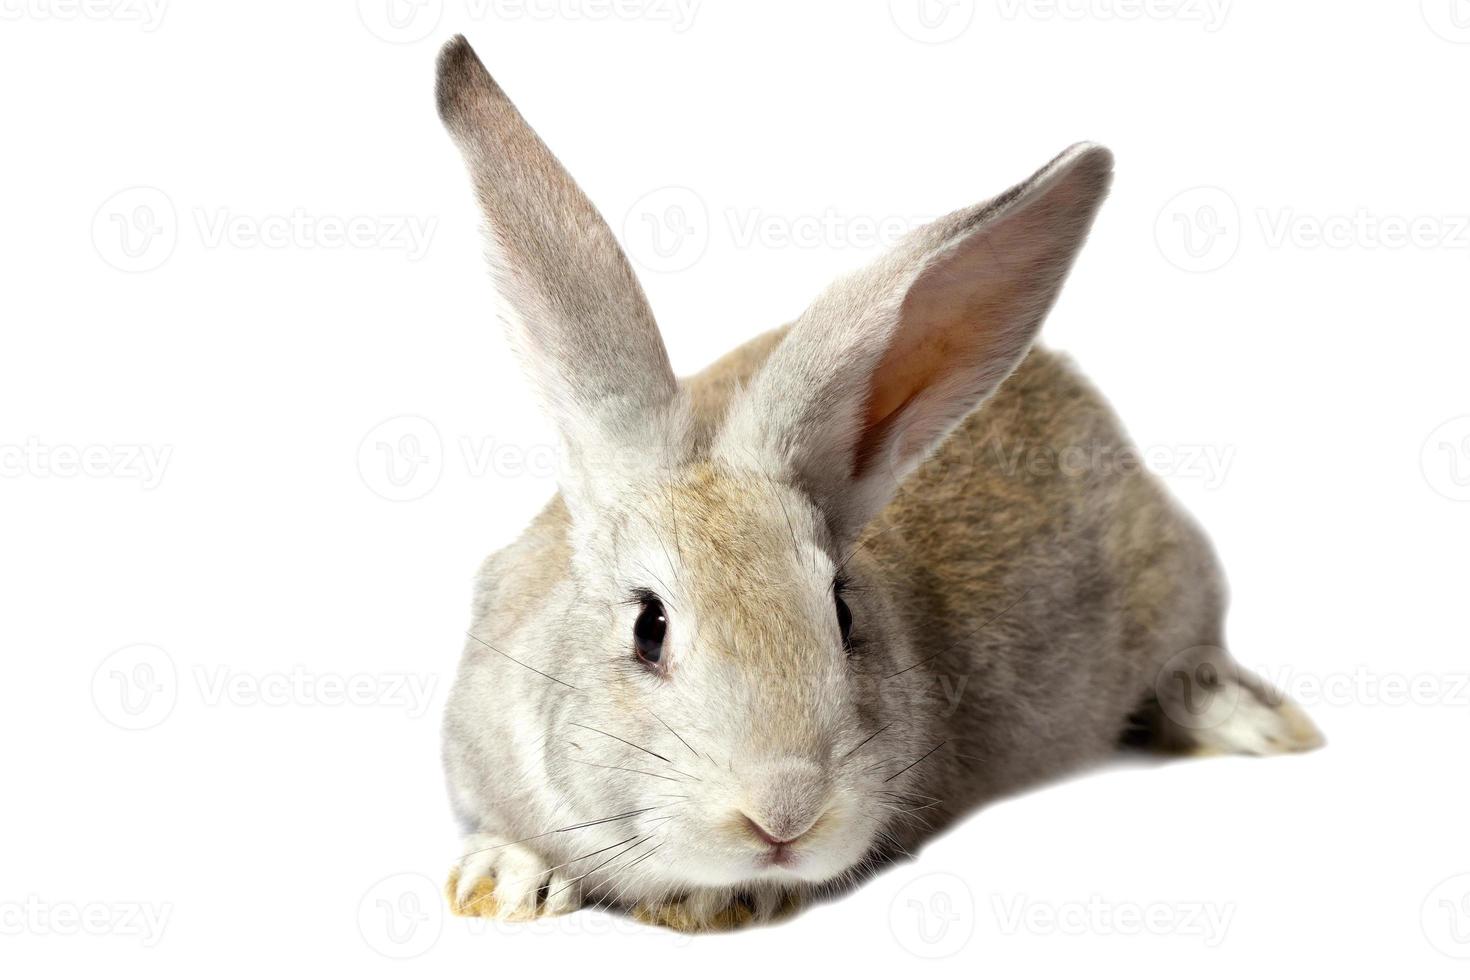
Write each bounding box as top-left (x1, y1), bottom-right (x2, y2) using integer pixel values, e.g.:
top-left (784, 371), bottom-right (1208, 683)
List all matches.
top-left (2, 0), bottom-right (1468, 975)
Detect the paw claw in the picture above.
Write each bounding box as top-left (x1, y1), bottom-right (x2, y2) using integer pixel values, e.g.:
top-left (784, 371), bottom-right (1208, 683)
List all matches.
top-left (445, 867), bottom-right (503, 917)
top-left (446, 835), bottom-right (578, 921)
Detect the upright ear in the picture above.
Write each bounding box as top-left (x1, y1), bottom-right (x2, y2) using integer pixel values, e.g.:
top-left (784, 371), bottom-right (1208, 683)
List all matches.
top-left (436, 36), bottom-right (682, 512)
top-left (716, 144), bottom-right (1113, 545)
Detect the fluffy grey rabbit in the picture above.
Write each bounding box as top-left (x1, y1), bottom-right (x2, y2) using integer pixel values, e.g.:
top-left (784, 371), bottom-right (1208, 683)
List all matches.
top-left (434, 35), bottom-right (1322, 932)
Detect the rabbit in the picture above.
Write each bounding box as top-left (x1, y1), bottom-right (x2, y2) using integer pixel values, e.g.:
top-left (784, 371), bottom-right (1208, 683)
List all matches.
top-left (433, 34), bottom-right (1323, 933)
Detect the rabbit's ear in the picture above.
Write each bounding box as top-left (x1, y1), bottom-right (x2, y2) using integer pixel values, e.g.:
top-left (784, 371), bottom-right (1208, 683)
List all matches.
top-left (437, 36), bottom-right (680, 502)
top-left (717, 144), bottom-right (1113, 544)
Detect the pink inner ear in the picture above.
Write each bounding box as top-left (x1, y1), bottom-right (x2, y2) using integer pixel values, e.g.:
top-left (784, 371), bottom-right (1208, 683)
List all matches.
top-left (855, 243), bottom-right (1034, 480)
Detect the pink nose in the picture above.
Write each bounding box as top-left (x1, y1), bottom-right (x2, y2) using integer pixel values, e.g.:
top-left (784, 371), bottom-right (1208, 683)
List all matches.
top-left (737, 757), bottom-right (832, 847)
top-left (742, 814), bottom-right (801, 846)
top-left (740, 811), bottom-right (834, 852)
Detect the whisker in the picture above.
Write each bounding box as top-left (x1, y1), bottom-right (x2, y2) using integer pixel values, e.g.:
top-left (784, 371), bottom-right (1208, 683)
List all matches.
top-left (875, 790), bottom-right (943, 806)
top-left (601, 804), bottom-right (681, 910)
top-left (465, 631), bottom-right (580, 690)
top-left (883, 651), bottom-right (941, 680)
top-left (633, 506), bottom-right (681, 607)
top-left (619, 841), bottom-right (665, 874)
top-left (457, 805), bottom-right (665, 860)
top-left (882, 739), bottom-right (948, 783)
top-left (663, 477), bottom-right (685, 565)
top-left (766, 469), bottom-right (811, 574)
top-left (861, 755), bottom-right (904, 775)
top-left (547, 834), bottom-right (656, 901)
top-left (834, 520), bottom-right (905, 577)
top-left (568, 759), bottom-right (686, 783)
top-left (487, 834), bottom-right (639, 893)
top-left (871, 797), bottom-right (943, 817)
top-left (871, 827), bottom-right (917, 860)
top-left (601, 840), bottom-right (668, 909)
top-left (840, 722), bottom-right (893, 761)
top-left (569, 723), bottom-right (702, 780)
top-left (633, 560), bottom-right (678, 610)
top-left (568, 722), bottom-right (671, 763)
top-left (646, 708), bottom-right (703, 761)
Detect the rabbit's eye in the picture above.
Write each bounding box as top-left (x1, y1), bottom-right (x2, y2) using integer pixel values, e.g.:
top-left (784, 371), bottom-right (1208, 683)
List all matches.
top-left (834, 591), bottom-right (854, 649)
top-left (633, 597), bottom-right (667, 668)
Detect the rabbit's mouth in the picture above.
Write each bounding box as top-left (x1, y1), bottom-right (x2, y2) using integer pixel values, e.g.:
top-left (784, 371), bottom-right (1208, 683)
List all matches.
top-left (744, 809), bottom-right (829, 874)
top-left (736, 838), bottom-right (864, 886)
top-left (665, 802), bottom-right (871, 889)
top-left (725, 808), bottom-right (874, 885)
top-left (757, 842), bottom-right (802, 870)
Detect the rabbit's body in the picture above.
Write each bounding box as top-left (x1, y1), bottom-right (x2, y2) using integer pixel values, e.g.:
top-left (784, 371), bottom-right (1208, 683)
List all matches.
top-left (434, 35), bottom-right (1320, 932)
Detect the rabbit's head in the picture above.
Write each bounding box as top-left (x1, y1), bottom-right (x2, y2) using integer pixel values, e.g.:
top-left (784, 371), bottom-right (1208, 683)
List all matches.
top-left (437, 36), bottom-right (1110, 892)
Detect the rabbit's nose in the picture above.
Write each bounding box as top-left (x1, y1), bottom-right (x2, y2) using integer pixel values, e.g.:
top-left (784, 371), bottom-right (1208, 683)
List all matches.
top-left (738, 757), bottom-right (832, 845)
top-left (740, 810), bottom-right (821, 847)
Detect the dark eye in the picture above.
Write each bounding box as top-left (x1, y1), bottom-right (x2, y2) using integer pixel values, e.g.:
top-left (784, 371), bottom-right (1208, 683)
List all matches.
top-left (834, 591), bottom-right (853, 649)
top-left (633, 597), bottom-right (667, 668)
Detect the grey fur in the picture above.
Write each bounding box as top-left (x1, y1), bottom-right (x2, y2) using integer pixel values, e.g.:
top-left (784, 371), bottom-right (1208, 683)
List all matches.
top-left (433, 35), bottom-right (1322, 931)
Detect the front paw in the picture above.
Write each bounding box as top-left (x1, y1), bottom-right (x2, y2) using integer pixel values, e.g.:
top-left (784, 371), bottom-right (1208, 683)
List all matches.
top-left (446, 834), bottom-right (580, 921)
top-left (632, 887), bottom-right (800, 933)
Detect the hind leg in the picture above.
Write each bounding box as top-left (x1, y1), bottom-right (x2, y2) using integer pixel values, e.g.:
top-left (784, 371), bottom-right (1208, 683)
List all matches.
top-left (1132, 644), bottom-right (1324, 756)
